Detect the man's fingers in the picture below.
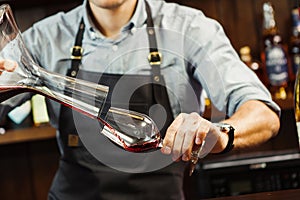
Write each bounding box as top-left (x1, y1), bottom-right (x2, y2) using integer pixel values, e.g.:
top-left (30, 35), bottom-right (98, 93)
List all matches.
top-left (195, 121), bottom-right (210, 145)
top-left (0, 59), bottom-right (17, 72)
top-left (181, 115), bottom-right (210, 161)
top-left (161, 112), bottom-right (214, 163)
top-left (161, 113), bottom-right (185, 155)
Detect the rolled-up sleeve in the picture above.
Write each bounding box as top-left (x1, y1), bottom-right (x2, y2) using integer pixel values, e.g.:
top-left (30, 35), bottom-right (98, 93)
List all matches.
top-left (185, 13), bottom-right (280, 116)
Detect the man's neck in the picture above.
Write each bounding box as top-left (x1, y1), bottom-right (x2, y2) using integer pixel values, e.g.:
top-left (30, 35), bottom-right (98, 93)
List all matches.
top-left (89, 0), bottom-right (138, 39)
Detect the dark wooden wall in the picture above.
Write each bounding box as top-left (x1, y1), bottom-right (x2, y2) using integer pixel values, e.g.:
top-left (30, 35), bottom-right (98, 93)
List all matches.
top-left (0, 1), bottom-right (297, 199)
top-left (8, 0), bottom-right (297, 60)
top-left (168, 0), bottom-right (296, 60)
top-left (0, 139), bottom-right (59, 200)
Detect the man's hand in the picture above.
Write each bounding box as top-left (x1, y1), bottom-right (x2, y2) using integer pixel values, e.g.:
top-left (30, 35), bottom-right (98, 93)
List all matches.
top-left (0, 59), bottom-right (17, 75)
top-left (161, 112), bottom-right (223, 161)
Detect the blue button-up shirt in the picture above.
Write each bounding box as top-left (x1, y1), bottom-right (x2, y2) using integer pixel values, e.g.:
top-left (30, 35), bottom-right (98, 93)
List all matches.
top-left (4, 0), bottom-right (280, 128)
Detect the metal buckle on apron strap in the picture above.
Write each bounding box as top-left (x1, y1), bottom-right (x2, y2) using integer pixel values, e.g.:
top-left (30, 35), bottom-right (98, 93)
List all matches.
top-left (148, 51), bottom-right (162, 82)
top-left (148, 51), bottom-right (162, 66)
top-left (70, 46), bottom-right (83, 60)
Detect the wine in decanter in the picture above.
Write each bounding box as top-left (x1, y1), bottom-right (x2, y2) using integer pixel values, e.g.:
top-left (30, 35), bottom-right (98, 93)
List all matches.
top-left (101, 107), bottom-right (163, 152)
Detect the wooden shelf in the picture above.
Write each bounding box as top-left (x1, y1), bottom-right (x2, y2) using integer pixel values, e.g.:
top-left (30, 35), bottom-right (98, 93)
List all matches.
top-left (0, 125), bottom-right (56, 145)
top-left (274, 95), bottom-right (294, 110)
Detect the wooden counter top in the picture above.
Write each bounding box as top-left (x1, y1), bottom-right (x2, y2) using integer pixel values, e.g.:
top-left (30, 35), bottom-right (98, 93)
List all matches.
top-left (0, 125), bottom-right (56, 145)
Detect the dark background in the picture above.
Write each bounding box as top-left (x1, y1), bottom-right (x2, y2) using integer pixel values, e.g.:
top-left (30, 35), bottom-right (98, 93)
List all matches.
top-left (0, 0), bottom-right (297, 199)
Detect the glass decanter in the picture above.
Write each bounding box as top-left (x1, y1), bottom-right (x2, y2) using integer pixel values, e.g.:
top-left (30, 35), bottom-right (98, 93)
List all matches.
top-left (0, 3), bottom-right (163, 153)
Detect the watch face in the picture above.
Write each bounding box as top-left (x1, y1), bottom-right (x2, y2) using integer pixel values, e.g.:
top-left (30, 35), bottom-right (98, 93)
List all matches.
top-left (214, 123), bottom-right (235, 133)
top-left (213, 123), bottom-right (235, 154)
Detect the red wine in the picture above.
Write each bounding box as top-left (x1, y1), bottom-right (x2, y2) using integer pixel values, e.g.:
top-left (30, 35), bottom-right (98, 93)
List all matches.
top-left (0, 86), bottom-right (162, 153)
top-left (0, 86), bottom-right (31, 102)
top-left (124, 140), bottom-right (162, 153)
top-left (99, 116), bottom-right (162, 153)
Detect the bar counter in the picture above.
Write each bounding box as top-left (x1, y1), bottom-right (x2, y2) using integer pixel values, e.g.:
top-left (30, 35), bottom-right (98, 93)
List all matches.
top-left (208, 188), bottom-right (300, 200)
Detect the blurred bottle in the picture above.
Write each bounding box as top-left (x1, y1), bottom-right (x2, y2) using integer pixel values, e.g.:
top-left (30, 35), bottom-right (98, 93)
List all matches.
top-left (290, 7), bottom-right (300, 83)
top-left (260, 2), bottom-right (291, 100)
top-left (31, 94), bottom-right (50, 126)
top-left (294, 53), bottom-right (300, 137)
top-left (292, 5), bottom-right (300, 131)
top-left (239, 46), bottom-right (267, 86)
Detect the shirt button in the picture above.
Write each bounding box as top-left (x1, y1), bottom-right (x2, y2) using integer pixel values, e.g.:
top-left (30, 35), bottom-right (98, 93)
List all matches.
top-left (90, 32), bottom-right (97, 40)
top-left (112, 45), bottom-right (118, 51)
top-left (131, 27), bottom-right (137, 34)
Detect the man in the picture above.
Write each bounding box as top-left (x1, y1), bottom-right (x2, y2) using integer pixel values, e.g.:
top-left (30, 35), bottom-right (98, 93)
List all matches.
top-left (0, 0), bottom-right (280, 199)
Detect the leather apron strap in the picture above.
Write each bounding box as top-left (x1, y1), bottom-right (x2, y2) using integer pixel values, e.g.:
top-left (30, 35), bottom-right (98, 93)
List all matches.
top-left (145, 1), bottom-right (174, 135)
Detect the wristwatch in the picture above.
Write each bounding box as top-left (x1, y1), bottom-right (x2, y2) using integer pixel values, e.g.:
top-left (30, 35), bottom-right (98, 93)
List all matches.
top-left (213, 123), bottom-right (235, 154)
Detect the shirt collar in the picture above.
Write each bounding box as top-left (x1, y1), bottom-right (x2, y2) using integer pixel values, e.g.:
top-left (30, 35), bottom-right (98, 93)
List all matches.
top-left (81, 0), bottom-right (147, 40)
top-left (129, 0), bottom-right (147, 29)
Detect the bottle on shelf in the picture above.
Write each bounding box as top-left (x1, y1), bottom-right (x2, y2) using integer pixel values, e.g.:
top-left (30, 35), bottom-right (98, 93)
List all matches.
top-left (294, 50), bottom-right (300, 141)
top-left (31, 94), bottom-right (50, 127)
top-left (239, 46), bottom-right (267, 86)
top-left (291, 4), bottom-right (300, 136)
top-left (260, 2), bottom-right (291, 100)
top-left (290, 7), bottom-right (300, 83)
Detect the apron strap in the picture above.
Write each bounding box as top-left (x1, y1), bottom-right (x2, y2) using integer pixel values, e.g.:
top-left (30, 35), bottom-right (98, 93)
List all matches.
top-left (69, 18), bottom-right (85, 78)
top-left (145, 1), bottom-right (174, 133)
top-left (145, 1), bottom-right (162, 82)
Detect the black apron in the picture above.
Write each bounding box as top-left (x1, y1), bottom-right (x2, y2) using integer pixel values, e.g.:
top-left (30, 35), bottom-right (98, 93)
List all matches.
top-left (49, 2), bottom-right (187, 200)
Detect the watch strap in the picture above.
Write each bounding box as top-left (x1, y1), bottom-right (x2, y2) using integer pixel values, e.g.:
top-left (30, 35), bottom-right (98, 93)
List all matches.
top-left (213, 123), bottom-right (235, 154)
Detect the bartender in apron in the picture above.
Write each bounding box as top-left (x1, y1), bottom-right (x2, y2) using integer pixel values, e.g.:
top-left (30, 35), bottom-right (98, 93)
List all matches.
top-left (50, 1), bottom-right (200, 199)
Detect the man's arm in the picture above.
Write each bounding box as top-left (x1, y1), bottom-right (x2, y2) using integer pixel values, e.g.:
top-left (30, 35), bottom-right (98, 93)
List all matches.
top-left (212, 100), bottom-right (280, 153)
top-left (161, 100), bottom-right (280, 161)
